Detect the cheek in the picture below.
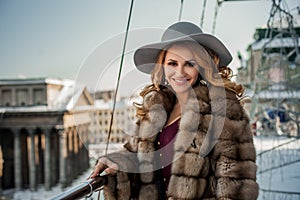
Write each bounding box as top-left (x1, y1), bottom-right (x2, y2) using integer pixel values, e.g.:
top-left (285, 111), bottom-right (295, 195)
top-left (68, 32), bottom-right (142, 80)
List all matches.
top-left (163, 67), bottom-right (174, 77)
top-left (188, 68), bottom-right (199, 80)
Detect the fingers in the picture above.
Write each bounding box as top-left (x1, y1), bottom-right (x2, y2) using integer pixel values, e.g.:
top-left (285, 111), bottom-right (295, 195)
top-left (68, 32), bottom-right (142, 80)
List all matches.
top-left (88, 161), bottom-right (105, 179)
top-left (87, 157), bottom-right (119, 179)
top-left (103, 162), bottom-right (118, 175)
top-left (100, 157), bottom-right (119, 175)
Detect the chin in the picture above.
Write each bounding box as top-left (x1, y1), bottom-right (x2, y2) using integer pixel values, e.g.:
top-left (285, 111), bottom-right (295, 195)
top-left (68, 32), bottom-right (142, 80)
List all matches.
top-left (170, 85), bottom-right (191, 94)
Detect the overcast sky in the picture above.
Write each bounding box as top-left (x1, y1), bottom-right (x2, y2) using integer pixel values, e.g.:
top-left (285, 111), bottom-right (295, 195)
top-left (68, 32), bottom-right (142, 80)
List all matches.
top-left (0, 0), bottom-right (299, 96)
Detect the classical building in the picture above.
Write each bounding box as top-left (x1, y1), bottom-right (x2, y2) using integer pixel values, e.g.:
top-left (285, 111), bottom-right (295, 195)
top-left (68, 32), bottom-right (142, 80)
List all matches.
top-left (0, 78), bottom-right (93, 191)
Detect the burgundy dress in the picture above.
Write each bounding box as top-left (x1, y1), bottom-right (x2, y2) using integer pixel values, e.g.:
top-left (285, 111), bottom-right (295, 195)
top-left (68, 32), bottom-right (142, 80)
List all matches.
top-left (155, 118), bottom-right (180, 199)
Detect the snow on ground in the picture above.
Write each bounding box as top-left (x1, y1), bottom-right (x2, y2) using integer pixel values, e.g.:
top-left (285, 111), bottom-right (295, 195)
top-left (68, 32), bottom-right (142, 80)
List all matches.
top-left (1, 136), bottom-right (300, 200)
top-left (254, 136), bottom-right (300, 200)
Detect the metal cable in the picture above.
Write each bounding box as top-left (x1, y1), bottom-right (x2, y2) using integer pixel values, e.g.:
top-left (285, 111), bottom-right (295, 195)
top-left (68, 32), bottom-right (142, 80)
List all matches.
top-left (200, 0), bottom-right (207, 28)
top-left (105, 0), bottom-right (135, 156)
top-left (212, 0), bottom-right (222, 34)
top-left (178, 0), bottom-right (184, 21)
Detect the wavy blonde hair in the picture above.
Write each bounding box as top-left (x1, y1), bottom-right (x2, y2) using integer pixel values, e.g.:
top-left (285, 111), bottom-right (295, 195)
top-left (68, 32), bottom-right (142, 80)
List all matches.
top-left (134, 41), bottom-right (245, 119)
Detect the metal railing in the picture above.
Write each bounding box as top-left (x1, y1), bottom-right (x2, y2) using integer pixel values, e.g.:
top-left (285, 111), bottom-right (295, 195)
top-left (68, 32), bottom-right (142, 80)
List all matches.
top-left (49, 176), bottom-right (107, 200)
top-left (256, 136), bottom-right (300, 199)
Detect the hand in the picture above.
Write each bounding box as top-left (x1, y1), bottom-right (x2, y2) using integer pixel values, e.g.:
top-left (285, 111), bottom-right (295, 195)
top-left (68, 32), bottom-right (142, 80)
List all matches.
top-left (88, 157), bottom-right (119, 179)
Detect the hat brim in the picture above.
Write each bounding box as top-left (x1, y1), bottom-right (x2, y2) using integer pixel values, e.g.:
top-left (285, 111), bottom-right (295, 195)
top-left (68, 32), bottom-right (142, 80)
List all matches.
top-left (134, 33), bottom-right (232, 74)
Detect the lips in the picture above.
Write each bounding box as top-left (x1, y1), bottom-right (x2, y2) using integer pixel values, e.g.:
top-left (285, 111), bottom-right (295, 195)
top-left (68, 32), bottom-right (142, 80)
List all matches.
top-left (172, 77), bottom-right (190, 85)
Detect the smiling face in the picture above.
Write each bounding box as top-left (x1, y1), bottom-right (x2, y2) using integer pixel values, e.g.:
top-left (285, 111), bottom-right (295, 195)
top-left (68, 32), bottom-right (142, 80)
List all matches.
top-left (163, 44), bottom-right (199, 96)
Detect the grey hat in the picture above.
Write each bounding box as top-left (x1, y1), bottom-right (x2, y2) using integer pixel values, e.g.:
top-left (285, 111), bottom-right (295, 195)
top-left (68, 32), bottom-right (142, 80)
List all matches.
top-left (134, 21), bottom-right (232, 74)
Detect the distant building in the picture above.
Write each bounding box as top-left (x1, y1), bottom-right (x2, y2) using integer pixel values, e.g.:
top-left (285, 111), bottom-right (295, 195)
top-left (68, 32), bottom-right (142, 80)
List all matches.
top-left (237, 13), bottom-right (300, 136)
top-left (92, 90), bottom-right (115, 101)
top-left (0, 78), bottom-right (93, 190)
top-left (88, 90), bottom-right (139, 158)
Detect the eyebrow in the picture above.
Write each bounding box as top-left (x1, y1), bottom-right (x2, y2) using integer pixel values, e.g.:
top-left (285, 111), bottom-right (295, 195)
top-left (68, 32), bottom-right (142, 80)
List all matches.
top-left (186, 60), bottom-right (197, 63)
top-left (167, 59), bottom-right (177, 62)
top-left (167, 59), bottom-right (196, 63)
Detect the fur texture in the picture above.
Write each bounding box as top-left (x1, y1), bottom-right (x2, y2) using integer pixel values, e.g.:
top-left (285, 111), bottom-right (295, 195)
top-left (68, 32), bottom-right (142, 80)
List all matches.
top-left (103, 85), bottom-right (259, 199)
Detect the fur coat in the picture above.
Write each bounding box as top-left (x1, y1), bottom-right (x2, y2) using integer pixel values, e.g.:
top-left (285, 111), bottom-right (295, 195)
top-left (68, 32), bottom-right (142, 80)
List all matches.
top-left (103, 84), bottom-right (259, 200)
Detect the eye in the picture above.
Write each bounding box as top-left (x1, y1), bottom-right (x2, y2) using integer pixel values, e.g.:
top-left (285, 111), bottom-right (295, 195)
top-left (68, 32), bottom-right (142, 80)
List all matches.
top-left (167, 61), bottom-right (177, 67)
top-left (185, 61), bottom-right (196, 67)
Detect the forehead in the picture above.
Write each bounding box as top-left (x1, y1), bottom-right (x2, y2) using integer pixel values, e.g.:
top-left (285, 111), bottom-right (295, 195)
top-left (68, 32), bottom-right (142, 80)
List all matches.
top-left (165, 44), bottom-right (194, 60)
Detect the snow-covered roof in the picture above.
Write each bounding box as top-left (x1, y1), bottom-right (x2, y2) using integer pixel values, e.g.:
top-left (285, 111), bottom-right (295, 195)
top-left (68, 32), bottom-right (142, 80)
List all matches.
top-left (0, 78), bottom-right (93, 113)
top-left (251, 37), bottom-right (300, 51)
top-left (50, 82), bottom-right (90, 110)
top-left (0, 77), bottom-right (74, 86)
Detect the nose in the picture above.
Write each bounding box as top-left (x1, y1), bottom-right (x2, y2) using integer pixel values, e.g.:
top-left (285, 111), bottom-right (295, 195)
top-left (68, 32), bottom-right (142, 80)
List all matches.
top-left (175, 64), bottom-right (185, 76)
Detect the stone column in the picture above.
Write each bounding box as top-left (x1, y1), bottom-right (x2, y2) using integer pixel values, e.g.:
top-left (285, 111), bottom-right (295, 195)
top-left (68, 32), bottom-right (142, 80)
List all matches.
top-left (28, 129), bottom-right (37, 191)
top-left (13, 129), bottom-right (22, 190)
top-left (44, 129), bottom-right (51, 190)
top-left (72, 127), bottom-right (77, 177)
top-left (36, 132), bottom-right (43, 185)
top-left (58, 129), bottom-right (67, 188)
top-left (83, 125), bottom-right (90, 169)
top-left (78, 130), bottom-right (84, 172)
top-left (65, 129), bottom-right (70, 185)
top-left (68, 128), bottom-right (74, 181)
top-left (51, 133), bottom-right (59, 185)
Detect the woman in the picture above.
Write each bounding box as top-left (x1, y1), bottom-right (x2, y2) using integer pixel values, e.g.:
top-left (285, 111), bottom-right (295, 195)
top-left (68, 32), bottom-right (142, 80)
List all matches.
top-left (89, 21), bottom-right (259, 200)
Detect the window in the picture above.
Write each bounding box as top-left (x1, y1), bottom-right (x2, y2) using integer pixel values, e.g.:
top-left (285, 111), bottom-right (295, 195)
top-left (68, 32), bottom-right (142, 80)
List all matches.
top-left (16, 89), bottom-right (28, 106)
top-left (2, 89), bottom-right (12, 106)
top-left (33, 88), bottom-right (45, 105)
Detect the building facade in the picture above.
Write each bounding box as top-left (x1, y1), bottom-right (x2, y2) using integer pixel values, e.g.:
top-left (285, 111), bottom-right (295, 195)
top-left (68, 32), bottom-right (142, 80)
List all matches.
top-left (0, 78), bottom-right (93, 191)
